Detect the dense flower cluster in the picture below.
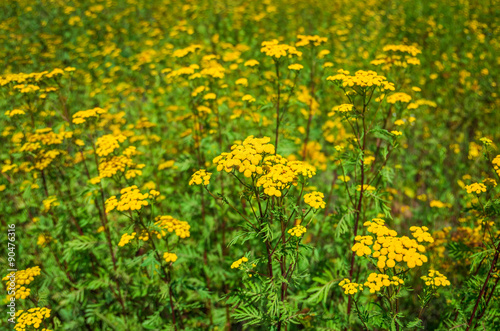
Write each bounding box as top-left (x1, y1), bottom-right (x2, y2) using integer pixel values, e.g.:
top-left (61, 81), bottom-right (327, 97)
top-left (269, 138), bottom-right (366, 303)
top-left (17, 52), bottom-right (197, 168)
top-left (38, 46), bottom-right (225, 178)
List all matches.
top-left (326, 70), bottom-right (395, 91)
top-left (339, 278), bottom-right (363, 295)
top-left (329, 104), bottom-right (353, 115)
top-left (72, 107), bottom-right (107, 124)
top-left (353, 219), bottom-right (432, 269)
top-left (371, 44), bottom-right (422, 69)
top-left (465, 182), bottom-right (487, 194)
top-left (189, 169), bottom-right (212, 186)
top-left (231, 256), bottom-right (248, 269)
top-left (95, 134), bottom-right (127, 156)
top-left (339, 279), bottom-right (363, 295)
top-left (386, 92), bottom-right (412, 104)
top-left (303, 191), bottom-right (326, 209)
top-left (14, 307), bottom-right (51, 331)
top-left (163, 252), bottom-right (178, 263)
top-left (105, 186), bottom-right (150, 212)
top-left (494, 155), bottom-right (500, 177)
top-left (288, 224), bottom-right (307, 237)
top-left (364, 273), bottom-right (404, 293)
top-left (3, 267), bottom-right (41, 300)
top-left (421, 270), bottom-right (451, 287)
top-left (213, 137), bottom-right (316, 198)
top-left (295, 34), bottom-right (327, 47)
top-left (118, 232), bottom-right (136, 247)
top-left (154, 215), bottom-right (191, 239)
top-left (213, 136), bottom-right (274, 176)
top-left (260, 40), bottom-right (302, 59)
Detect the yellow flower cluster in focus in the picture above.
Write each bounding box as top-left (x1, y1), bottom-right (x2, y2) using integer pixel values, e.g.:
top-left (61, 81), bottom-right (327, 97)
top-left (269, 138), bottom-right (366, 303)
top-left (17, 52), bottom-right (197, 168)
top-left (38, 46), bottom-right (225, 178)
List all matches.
top-left (303, 191), bottom-right (326, 209)
top-left (14, 307), bottom-right (51, 331)
top-left (154, 215), bottom-right (191, 239)
top-left (339, 279), bottom-right (363, 295)
top-left (118, 232), bottom-right (136, 247)
top-left (421, 270), bottom-right (451, 287)
top-left (95, 134), bottom-right (127, 157)
top-left (231, 256), bottom-right (248, 269)
top-left (105, 185), bottom-right (150, 213)
top-left (352, 219), bottom-right (432, 269)
top-left (3, 267), bottom-right (41, 300)
top-left (364, 273), bottom-right (404, 293)
top-left (260, 40), bottom-right (302, 59)
top-left (327, 69), bottom-right (395, 91)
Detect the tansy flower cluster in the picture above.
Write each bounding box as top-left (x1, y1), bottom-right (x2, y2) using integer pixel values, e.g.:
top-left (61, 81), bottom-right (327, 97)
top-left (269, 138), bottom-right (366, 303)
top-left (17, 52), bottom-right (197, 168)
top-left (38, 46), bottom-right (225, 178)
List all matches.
top-left (465, 182), bottom-right (487, 194)
top-left (329, 104), bottom-right (353, 115)
top-left (154, 215), bottom-right (191, 239)
top-left (72, 107), bottom-right (107, 124)
top-left (163, 252), bottom-right (178, 263)
top-left (213, 136), bottom-right (274, 176)
top-left (353, 219), bottom-right (433, 269)
top-left (386, 92), bottom-right (412, 104)
top-left (371, 44), bottom-right (422, 69)
top-left (421, 270), bottom-right (451, 287)
top-left (118, 232), bottom-right (136, 247)
top-left (97, 155), bottom-right (144, 180)
top-left (260, 40), bottom-right (302, 59)
top-left (212, 136), bottom-right (317, 197)
top-left (3, 267), bottom-right (41, 300)
top-left (288, 224), bottom-right (307, 237)
top-left (303, 191), bottom-right (326, 209)
top-left (95, 134), bottom-right (127, 157)
top-left (339, 279), bottom-right (363, 295)
top-left (326, 70), bottom-right (395, 91)
top-left (295, 34), bottom-right (327, 47)
top-left (493, 155), bottom-right (500, 177)
top-left (189, 169), bottom-right (212, 186)
top-left (364, 273), bottom-right (404, 293)
top-left (14, 307), bottom-right (51, 331)
top-left (105, 186), bottom-right (150, 213)
top-left (231, 256), bottom-right (248, 269)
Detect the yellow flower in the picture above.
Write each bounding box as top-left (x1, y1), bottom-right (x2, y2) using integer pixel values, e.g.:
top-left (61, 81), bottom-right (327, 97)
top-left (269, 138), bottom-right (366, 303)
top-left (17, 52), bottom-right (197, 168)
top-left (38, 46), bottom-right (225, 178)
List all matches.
top-left (339, 279), bottom-right (363, 295)
top-left (14, 307), bottom-right (51, 331)
top-left (465, 182), bottom-right (487, 194)
top-left (95, 134), bottom-right (127, 156)
top-left (244, 59), bottom-right (260, 67)
top-left (242, 94), bottom-right (256, 103)
top-left (231, 256), bottom-right (249, 269)
top-left (118, 232), bottom-right (136, 247)
top-left (288, 224), bottom-right (307, 237)
top-left (189, 169), bottom-right (212, 186)
top-left (288, 63), bottom-right (304, 71)
top-left (105, 186), bottom-right (149, 213)
top-left (421, 270), bottom-right (451, 287)
top-left (235, 78), bottom-right (248, 86)
top-left (304, 191), bottom-right (326, 209)
top-left (164, 252), bottom-right (178, 263)
top-left (261, 40), bottom-right (302, 59)
top-left (203, 93), bottom-right (217, 100)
